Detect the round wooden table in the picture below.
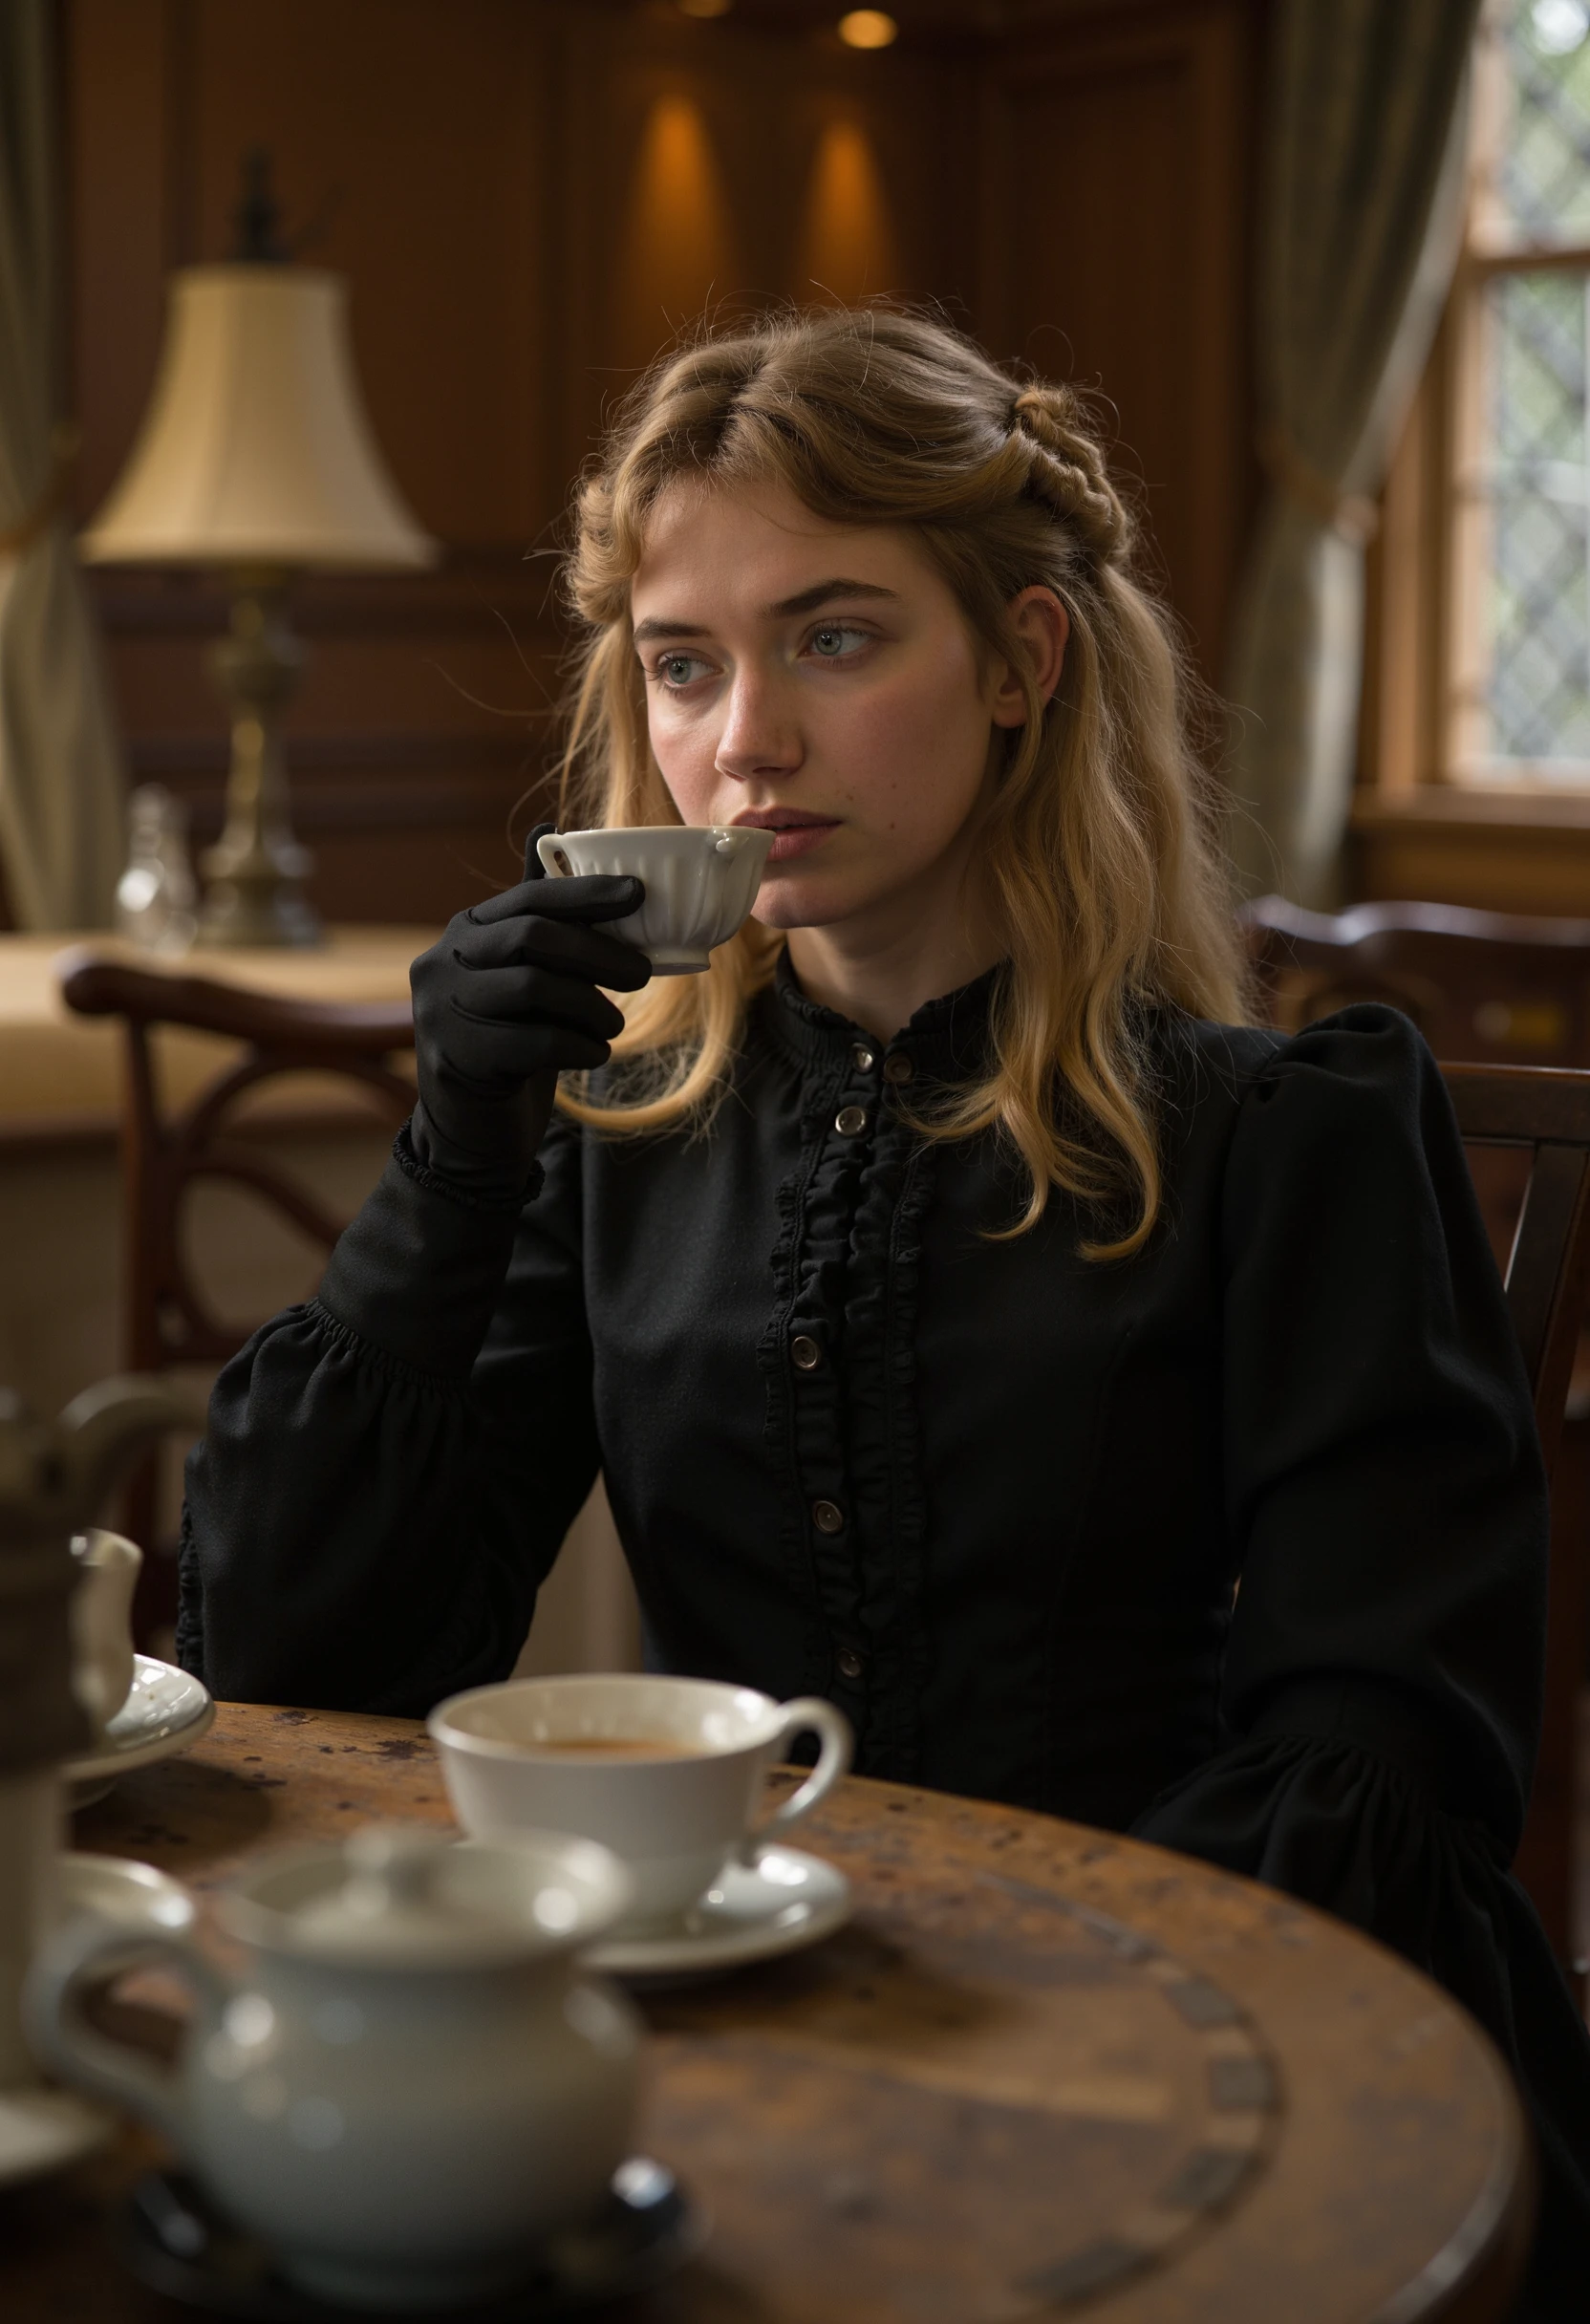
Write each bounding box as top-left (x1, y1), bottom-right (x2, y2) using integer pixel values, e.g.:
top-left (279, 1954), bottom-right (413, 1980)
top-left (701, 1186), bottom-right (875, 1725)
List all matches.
top-left (4, 1703), bottom-right (1532, 2322)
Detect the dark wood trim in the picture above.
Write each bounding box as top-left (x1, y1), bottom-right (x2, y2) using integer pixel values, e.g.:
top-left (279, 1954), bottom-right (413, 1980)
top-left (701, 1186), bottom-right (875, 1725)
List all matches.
top-left (1446, 1061), bottom-right (1590, 1148)
top-left (974, 0), bottom-right (1256, 676)
top-left (124, 732), bottom-right (544, 780)
top-left (1353, 789), bottom-right (1590, 837)
top-left (86, 555), bottom-right (567, 641)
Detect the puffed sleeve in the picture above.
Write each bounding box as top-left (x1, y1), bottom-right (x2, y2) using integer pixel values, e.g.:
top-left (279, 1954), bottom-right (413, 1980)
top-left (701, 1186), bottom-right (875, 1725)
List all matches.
top-left (1132, 1007), bottom-right (1590, 2313)
top-left (178, 1114), bottom-right (601, 1715)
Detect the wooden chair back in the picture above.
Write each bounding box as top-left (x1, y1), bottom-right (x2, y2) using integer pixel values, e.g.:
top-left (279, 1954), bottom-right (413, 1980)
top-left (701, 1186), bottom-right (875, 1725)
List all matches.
top-left (57, 950), bottom-right (416, 1614)
top-left (1245, 893), bottom-right (1590, 1065)
top-left (1442, 1065), bottom-right (1590, 1486)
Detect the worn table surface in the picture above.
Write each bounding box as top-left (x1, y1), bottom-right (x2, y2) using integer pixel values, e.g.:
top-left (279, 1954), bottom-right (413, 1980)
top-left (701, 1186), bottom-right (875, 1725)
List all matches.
top-left (4, 1703), bottom-right (1531, 2322)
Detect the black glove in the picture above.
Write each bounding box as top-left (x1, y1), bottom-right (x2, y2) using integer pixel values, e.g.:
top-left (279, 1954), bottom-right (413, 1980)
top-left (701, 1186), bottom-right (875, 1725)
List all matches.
top-left (407, 824), bottom-right (648, 1201)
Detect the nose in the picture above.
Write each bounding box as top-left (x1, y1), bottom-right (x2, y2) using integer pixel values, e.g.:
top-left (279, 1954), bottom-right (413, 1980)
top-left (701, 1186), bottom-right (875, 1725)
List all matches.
top-left (714, 667), bottom-right (803, 785)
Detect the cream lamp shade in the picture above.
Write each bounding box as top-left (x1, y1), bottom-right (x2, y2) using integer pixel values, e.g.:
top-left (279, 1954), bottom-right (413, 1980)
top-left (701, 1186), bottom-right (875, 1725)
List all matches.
top-left (80, 267), bottom-right (437, 569)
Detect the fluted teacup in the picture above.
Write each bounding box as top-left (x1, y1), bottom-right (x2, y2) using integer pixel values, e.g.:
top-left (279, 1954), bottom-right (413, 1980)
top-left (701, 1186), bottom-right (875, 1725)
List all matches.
top-left (535, 825), bottom-right (773, 975)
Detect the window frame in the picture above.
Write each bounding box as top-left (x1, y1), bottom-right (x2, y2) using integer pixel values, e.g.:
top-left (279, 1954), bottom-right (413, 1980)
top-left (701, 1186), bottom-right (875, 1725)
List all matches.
top-left (1446, 0), bottom-right (1590, 787)
top-left (1355, 1), bottom-right (1590, 902)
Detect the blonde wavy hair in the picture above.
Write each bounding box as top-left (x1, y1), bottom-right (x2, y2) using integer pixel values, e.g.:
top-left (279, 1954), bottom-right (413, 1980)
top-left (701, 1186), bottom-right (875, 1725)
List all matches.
top-left (553, 305), bottom-right (1248, 1257)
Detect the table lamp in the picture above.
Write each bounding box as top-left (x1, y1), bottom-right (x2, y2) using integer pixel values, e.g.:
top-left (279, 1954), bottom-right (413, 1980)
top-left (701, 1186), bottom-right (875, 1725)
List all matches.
top-left (80, 161), bottom-right (438, 946)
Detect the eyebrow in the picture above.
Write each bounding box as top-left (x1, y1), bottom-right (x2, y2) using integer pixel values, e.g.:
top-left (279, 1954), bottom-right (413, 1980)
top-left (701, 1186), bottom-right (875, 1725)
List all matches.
top-left (767, 578), bottom-right (898, 618)
top-left (631, 578), bottom-right (898, 649)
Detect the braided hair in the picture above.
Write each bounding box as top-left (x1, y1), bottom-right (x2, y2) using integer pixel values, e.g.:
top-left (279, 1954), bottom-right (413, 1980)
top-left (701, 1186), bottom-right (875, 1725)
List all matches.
top-left (1008, 387), bottom-right (1130, 565)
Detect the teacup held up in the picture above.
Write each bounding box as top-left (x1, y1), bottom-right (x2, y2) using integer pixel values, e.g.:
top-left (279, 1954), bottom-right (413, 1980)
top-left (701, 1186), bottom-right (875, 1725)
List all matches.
top-left (536, 825), bottom-right (773, 976)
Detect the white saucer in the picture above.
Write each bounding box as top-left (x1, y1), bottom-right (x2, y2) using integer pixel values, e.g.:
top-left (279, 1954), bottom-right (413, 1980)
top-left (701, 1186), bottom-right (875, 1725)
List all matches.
top-left (588, 1845), bottom-right (851, 1981)
top-left (60, 1850), bottom-right (195, 1932)
top-left (64, 1655), bottom-right (215, 1808)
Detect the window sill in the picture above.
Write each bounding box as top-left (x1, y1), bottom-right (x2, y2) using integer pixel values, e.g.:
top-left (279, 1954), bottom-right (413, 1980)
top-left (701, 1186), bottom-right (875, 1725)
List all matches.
top-left (1350, 789), bottom-right (1590, 912)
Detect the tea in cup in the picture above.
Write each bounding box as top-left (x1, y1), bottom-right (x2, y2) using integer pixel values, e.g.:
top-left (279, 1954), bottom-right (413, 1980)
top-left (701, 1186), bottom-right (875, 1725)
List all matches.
top-left (429, 1675), bottom-right (852, 1927)
top-left (535, 825), bottom-right (773, 975)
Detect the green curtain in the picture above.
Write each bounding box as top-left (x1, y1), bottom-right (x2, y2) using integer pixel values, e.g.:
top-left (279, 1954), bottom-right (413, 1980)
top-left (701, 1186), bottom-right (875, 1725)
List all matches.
top-left (1226, 0), bottom-right (1481, 904)
top-left (0, 0), bottom-right (123, 928)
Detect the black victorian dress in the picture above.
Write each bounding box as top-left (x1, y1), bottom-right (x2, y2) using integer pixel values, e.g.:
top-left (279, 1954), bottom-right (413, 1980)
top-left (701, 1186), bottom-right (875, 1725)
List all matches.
top-left (178, 962), bottom-right (1590, 2313)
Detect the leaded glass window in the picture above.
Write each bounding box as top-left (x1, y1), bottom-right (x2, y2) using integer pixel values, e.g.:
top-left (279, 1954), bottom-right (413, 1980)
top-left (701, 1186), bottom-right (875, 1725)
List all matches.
top-left (1453, 0), bottom-right (1590, 779)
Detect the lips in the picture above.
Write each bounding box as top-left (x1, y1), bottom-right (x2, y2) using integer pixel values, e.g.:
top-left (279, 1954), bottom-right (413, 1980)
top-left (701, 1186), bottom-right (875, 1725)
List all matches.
top-left (731, 809), bottom-right (839, 864)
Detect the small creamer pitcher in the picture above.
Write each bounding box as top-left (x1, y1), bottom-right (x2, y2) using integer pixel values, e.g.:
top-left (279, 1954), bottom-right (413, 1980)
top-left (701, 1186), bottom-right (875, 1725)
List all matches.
top-left (27, 1824), bottom-right (640, 2312)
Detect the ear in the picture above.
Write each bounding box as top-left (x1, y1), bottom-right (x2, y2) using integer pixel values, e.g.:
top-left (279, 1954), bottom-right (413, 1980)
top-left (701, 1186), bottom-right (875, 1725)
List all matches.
top-left (988, 588), bottom-right (1069, 729)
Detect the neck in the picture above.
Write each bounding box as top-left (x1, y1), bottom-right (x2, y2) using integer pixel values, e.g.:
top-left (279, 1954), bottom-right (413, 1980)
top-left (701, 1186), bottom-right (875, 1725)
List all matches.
top-left (784, 874), bottom-right (1000, 1044)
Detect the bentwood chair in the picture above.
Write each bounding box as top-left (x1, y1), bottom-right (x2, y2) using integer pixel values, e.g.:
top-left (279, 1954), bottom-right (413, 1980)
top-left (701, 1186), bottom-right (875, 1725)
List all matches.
top-left (1245, 898), bottom-right (1590, 1975)
top-left (57, 950), bottom-right (416, 1642)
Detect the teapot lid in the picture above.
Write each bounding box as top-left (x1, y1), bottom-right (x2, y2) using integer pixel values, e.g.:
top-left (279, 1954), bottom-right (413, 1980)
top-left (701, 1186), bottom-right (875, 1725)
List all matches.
top-left (224, 1825), bottom-right (632, 1970)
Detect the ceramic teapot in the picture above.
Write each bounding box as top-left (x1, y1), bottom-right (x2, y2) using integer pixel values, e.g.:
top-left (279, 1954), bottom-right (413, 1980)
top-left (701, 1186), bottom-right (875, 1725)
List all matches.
top-left (27, 1824), bottom-right (641, 2312)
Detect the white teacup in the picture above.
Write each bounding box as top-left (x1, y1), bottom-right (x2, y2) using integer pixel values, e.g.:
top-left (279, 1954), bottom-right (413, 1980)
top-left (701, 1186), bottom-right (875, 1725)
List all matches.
top-left (535, 825), bottom-right (773, 975)
top-left (69, 1529), bottom-right (141, 1735)
top-left (429, 1675), bottom-right (852, 1927)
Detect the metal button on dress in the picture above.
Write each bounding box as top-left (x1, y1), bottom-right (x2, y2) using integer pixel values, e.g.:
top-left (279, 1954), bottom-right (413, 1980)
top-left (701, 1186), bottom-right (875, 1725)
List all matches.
top-left (835, 1106), bottom-right (868, 1136)
top-left (811, 1499), bottom-right (845, 1535)
top-left (850, 1043), bottom-right (876, 1072)
top-left (836, 1647), bottom-right (865, 1680)
top-left (791, 1335), bottom-right (822, 1371)
top-left (883, 1053), bottom-right (914, 1086)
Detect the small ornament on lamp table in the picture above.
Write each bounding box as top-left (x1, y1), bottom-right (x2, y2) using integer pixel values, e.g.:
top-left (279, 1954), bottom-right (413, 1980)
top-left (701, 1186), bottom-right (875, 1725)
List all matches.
top-left (80, 158), bottom-right (438, 947)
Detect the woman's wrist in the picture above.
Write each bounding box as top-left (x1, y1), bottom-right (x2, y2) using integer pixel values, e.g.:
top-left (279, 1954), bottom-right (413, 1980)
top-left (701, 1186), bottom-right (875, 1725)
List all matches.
top-left (406, 1095), bottom-right (548, 1208)
top-left (319, 1136), bottom-right (533, 1377)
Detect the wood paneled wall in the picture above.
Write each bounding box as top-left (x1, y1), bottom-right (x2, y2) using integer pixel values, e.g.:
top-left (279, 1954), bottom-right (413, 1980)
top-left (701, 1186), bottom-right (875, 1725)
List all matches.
top-left (55, 0), bottom-right (1266, 930)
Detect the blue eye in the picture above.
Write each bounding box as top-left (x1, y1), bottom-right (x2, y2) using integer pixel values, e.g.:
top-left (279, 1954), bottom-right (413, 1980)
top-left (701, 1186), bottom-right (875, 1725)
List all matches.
top-left (808, 625), bottom-right (867, 660)
top-left (655, 653), bottom-right (705, 688)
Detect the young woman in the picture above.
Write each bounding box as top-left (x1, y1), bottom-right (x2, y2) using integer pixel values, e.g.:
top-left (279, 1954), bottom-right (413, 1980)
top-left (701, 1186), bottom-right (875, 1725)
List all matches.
top-left (179, 308), bottom-right (1589, 2306)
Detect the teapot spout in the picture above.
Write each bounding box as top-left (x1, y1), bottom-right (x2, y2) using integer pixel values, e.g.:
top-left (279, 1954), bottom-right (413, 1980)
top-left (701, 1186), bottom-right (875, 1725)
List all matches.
top-left (55, 1375), bottom-right (206, 1529)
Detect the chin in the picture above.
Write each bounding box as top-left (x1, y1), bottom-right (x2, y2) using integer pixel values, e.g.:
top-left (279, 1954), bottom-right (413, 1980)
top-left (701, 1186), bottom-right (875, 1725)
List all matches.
top-left (751, 880), bottom-right (855, 933)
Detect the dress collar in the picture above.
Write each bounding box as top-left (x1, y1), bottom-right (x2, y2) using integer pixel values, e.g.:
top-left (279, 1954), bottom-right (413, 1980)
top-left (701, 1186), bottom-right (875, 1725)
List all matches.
top-left (759, 946), bottom-right (999, 1081)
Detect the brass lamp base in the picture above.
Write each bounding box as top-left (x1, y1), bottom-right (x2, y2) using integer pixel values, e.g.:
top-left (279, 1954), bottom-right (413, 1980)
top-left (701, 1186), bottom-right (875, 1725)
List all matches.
top-left (198, 572), bottom-right (322, 949)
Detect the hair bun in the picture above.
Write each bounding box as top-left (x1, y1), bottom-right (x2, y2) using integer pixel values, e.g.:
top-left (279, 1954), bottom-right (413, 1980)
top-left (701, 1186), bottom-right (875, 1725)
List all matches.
top-left (1011, 388), bottom-right (1128, 563)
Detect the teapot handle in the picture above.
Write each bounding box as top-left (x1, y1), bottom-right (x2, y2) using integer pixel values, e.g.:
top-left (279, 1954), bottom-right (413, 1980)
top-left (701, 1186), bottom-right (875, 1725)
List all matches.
top-left (24, 1911), bottom-right (225, 2151)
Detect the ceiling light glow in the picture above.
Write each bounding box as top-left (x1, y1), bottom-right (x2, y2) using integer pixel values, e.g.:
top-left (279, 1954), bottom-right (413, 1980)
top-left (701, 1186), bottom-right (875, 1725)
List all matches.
top-left (838, 10), bottom-right (898, 49)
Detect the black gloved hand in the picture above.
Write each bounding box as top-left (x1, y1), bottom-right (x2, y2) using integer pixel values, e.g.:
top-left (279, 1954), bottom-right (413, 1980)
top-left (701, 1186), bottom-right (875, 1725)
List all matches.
top-left (408, 824), bottom-right (648, 1201)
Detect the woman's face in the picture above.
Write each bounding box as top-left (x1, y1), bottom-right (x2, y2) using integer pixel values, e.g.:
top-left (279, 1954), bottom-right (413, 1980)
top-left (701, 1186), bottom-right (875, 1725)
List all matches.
top-left (630, 478), bottom-right (1057, 936)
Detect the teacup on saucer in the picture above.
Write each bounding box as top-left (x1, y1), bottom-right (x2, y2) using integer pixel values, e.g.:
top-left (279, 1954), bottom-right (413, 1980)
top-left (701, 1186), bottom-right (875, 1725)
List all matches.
top-left (429, 1674), bottom-right (852, 1928)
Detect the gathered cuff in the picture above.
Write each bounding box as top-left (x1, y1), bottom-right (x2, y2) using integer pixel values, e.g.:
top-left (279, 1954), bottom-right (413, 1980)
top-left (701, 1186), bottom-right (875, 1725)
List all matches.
top-left (319, 1137), bottom-right (530, 1378)
top-left (394, 1119), bottom-right (544, 1213)
top-left (1243, 1673), bottom-right (1451, 1806)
